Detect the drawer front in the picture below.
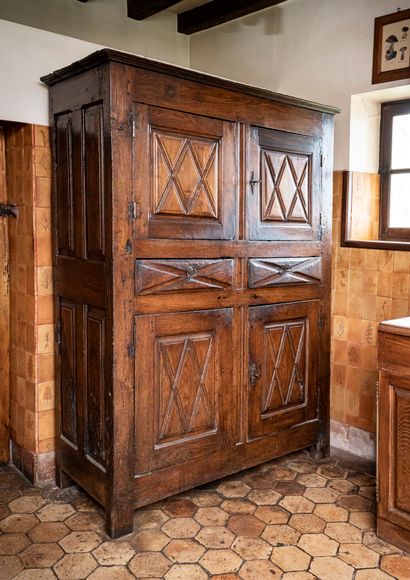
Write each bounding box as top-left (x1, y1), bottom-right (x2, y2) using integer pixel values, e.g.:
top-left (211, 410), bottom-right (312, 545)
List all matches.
top-left (136, 259), bottom-right (235, 295)
top-left (248, 257), bottom-right (322, 288)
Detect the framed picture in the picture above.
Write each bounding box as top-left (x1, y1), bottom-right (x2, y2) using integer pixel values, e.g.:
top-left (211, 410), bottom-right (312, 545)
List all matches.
top-left (373, 8), bottom-right (410, 84)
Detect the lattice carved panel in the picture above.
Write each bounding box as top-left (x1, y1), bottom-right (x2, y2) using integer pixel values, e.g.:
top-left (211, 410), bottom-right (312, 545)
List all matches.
top-left (152, 130), bottom-right (219, 219)
top-left (261, 150), bottom-right (310, 223)
top-left (156, 333), bottom-right (216, 443)
top-left (248, 257), bottom-right (322, 288)
top-left (136, 259), bottom-right (234, 295)
top-left (263, 319), bottom-right (307, 414)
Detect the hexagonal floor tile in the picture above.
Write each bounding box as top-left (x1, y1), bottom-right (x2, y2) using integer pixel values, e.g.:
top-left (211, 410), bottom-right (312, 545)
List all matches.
top-left (59, 531), bottom-right (102, 553)
top-left (297, 473), bottom-right (327, 488)
top-left (195, 526), bottom-right (234, 549)
top-left (362, 531), bottom-right (401, 555)
top-left (128, 552), bottom-right (172, 577)
top-left (289, 513), bottom-right (326, 534)
top-left (20, 543), bottom-right (64, 568)
top-left (13, 569), bottom-right (57, 579)
top-left (325, 522), bottom-right (363, 544)
top-left (0, 513), bottom-right (38, 533)
top-left (239, 559), bottom-right (282, 579)
top-left (279, 496), bottom-right (315, 514)
top-left (270, 545), bottom-right (311, 571)
top-left (310, 556), bottom-right (354, 579)
top-left (262, 524), bottom-right (300, 546)
top-left (28, 522), bottom-right (69, 543)
top-left (165, 563), bottom-right (208, 580)
top-left (227, 515), bottom-right (265, 538)
top-left (313, 503), bottom-right (349, 522)
top-left (0, 555), bottom-right (24, 580)
top-left (8, 496), bottom-right (46, 514)
top-left (190, 491), bottom-right (222, 507)
top-left (380, 553), bottom-right (410, 578)
top-left (221, 499), bottom-right (255, 515)
top-left (304, 487), bottom-right (340, 504)
top-left (355, 569), bottom-right (396, 580)
top-left (217, 480), bottom-right (251, 498)
top-left (286, 460), bottom-right (316, 474)
top-left (87, 566), bottom-right (135, 579)
top-left (349, 512), bottom-right (376, 531)
top-left (92, 541), bottom-right (135, 566)
top-left (195, 507), bottom-right (229, 527)
top-left (298, 530), bottom-right (339, 556)
top-left (281, 572), bottom-right (316, 580)
top-left (247, 489), bottom-right (281, 506)
top-left (163, 498), bottom-right (197, 518)
top-left (317, 465), bottom-right (348, 480)
top-left (130, 529), bottom-right (170, 552)
top-left (231, 536), bottom-right (272, 560)
top-left (337, 495), bottom-right (372, 512)
top-left (200, 548), bottom-right (242, 574)
top-left (162, 517), bottom-right (201, 539)
top-left (54, 553), bottom-right (97, 579)
top-left (0, 532), bottom-right (31, 555)
top-left (273, 480), bottom-right (306, 496)
top-left (65, 512), bottom-right (105, 532)
top-left (36, 504), bottom-right (75, 522)
top-left (133, 508), bottom-right (169, 530)
top-left (254, 506), bottom-right (290, 525)
top-left (338, 543), bottom-right (380, 568)
top-left (328, 479), bottom-right (358, 494)
top-left (164, 539), bottom-right (205, 563)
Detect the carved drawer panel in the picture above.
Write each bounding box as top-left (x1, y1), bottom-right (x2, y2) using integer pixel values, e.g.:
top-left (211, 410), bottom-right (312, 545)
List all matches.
top-left (248, 257), bottom-right (322, 288)
top-left (136, 259), bottom-right (235, 295)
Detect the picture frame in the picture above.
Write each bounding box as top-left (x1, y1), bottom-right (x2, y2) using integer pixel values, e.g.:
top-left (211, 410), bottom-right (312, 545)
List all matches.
top-left (372, 8), bottom-right (410, 84)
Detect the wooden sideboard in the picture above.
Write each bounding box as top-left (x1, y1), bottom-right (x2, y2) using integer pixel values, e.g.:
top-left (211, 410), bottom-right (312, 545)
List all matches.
top-left (41, 49), bottom-right (338, 537)
top-left (378, 317), bottom-right (410, 552)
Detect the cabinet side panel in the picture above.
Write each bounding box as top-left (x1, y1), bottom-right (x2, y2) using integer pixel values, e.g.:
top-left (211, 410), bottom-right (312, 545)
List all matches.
top-left (86, 306), bottom-right (107, 468)
top-left (395, 387), bottom-right (410, 513)
top-left (84, 104), bottom-right (105, 260)
top-left (60, 300), bottom-right (77, 446)
top-left (55, 114), bottom-right (75, 256)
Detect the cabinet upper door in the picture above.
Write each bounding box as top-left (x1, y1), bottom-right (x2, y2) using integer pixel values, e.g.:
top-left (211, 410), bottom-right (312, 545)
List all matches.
top-left (248, 300), bottom-right (319, 441)
top-left (134, 308), bottom-right (235, 474)
top-left (247, 127), bottom-right (321, 241)
top-left (134, 104), bottom-right (237, 240)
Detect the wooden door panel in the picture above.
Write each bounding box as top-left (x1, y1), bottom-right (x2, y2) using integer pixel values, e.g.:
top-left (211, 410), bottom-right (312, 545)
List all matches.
top-left (248, 300), bottom-right (319, 440)
top-left (135, 308), bottom-right (235, 473)
top-left (379, 373), bottom-right (410, 528)
top-left (247, 127), bottom-right (321, 241)
top-left (135, 259), bottom-right (235, 294)
top-left (248, 257), bottom-right (322, 288)
top-left (134, 104), bottom-right (237, 240)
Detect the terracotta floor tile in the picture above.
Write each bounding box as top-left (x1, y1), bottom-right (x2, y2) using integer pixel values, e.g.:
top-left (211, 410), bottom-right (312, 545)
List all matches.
top-left (355, 569), bottom-right (394, 580)
top-left (247, 489), bottom-right (281, 505)
top-left (163, 498), bottom-right (197, 518)
top-left (59, 530), bottom-right (102, 553)
top-left (19, 542), bottom-right (64, 568)
top-left (221, 499), bottom-right (255, 515)
top-left (239, 558), bottom-right (282, 579)
top-left (195, 526), bottom-right (234, 549)
top-left (163, 539), bottom-right (205, 563)
top-left (380, 553), bottom-right (410, 578)
top-left (310, 556), bottom-right (354, 579)
top-left (8, 495), bottom-right (46, 514)
top-left (0, 513), bottom-right (38, 533)
top-left (195, 507), bottom-right (229, 527)
top-left (231, 536), bottom-right (272, 560)
top-left (161, 517), bottom-right (201, 539)
top-left (217, 481), bottom-right (251, 498)
top-left (279, 496), bottom-right (315, 514)
top-left (14, 569), bottom-right (57, 579)
top-left (164, 563), bottom-right (208, 579)
top-left (338, 542), bottom-right (380, 568)
top-left (296, 473), bottom-right (327, 487)
top-left (0, 532), bottom-right (31, 555)
top-left (313, 503), bottom-right (349, 522)
top-left (281, 572), bottom-right (315, 579)
top-left (298, 532), bottom-right (339, 556)
top-left (0, 555), bottom-right (24, 580)
top-left (133, 509), bottom-right (169, 530)
top-left (92, 540), bottom-right (135, 565)
top-left (325, 522), bottom-right (363, 543)
top-left (288, 513), bottom-right (326, 534)
top-left (337, 494), bottom-right (372, 512)
top-left (362, 531), bottom-right (402, 555)
top-left (36, 503), bottom-right (75, 522)
top-left (199, 548), bottom-right (242, 574)
top-left (128, 551), bottom-right (172, 577)
top-left (53, 553), bottom-right (97, 579)
top-left (227, 515), bottom-right (265, 538)
top-left (270, 545), bottom-right (311, 571)
top-left (190, 491), bottom-right (222, 507)
top-left (28, 521), bottom-right (69, 543)
top-left (87, 566), bottom-right (135, 579)
top-left (349, 511), bottom-right (376, 531)
top-left (262, 524), bottom-right (300, 546)
top-left (130, 529), bottom-right (170, 552)
top-left (273, 480), bottom-right (306, 495)
top-left (254, 505), bottom-right (290, 524)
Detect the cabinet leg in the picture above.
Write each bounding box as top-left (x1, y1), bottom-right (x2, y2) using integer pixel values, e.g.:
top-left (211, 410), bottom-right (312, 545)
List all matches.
top-left (106, 506), bottom-right (134, 539)
top-left (309, 438), bottom-right (330, 460)
top-left (56, 467), bottom-right (73, 489)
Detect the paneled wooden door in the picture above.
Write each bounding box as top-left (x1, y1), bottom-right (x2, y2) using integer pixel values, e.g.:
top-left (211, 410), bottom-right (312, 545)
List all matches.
top-left (0, 127), bottom-right (10, 463)
top-left (248, 300), bottom-right (320, 440)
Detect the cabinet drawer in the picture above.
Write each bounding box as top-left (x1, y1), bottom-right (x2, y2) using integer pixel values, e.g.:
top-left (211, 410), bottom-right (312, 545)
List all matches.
top-left (135, 259), bottom-right (235, 295)
top-left (248, 257), bottom-right (322, 288)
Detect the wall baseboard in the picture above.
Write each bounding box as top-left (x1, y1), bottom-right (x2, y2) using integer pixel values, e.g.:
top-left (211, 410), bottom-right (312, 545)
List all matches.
top-left (330, 419), bottom-right (376, 460)
top-left (11, 441), bottom-right (56, 485)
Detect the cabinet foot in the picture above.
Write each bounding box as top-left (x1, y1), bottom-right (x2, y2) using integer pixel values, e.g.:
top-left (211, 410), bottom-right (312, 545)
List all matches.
top-left (106, 507), bottom-right (134, 539)
top-left (56, 468), bottom-right (73, 489)
top-left (309, 439), bottom-right (330, 460)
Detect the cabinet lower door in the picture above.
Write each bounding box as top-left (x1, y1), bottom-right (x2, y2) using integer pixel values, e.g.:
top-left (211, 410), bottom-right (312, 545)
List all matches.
top-left (135, 308), bottom-right (235, 473)
top-left (378, 373), bottom-right (410, 531)
top-left (248, 300), bottom-right (319, 440)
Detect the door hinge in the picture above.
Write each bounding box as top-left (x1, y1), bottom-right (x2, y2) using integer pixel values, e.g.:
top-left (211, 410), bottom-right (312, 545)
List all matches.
top-left (128, 201), bottom-right (138, 221)
top-left (318, 213), bottom-right (326, 241)
top-left (375, 479), bottom-right (380, 503)
top-left (128, 321), bottom-right (136, 358)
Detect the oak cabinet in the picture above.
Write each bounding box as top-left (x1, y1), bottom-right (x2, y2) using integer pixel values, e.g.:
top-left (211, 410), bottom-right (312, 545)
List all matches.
top-left (378, 318), bottom-right (410, 552)
top-left (42, 49), bottom-right (337, 537)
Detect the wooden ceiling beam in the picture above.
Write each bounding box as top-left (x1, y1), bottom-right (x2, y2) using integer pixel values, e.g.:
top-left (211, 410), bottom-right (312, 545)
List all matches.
top-left (127, 0), bottom-right (181, 20)
top-left (178, 0), bottom-right (288, 35)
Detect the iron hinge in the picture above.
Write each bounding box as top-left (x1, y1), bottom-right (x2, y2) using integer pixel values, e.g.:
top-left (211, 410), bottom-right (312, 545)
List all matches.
top-left (128, 201), bottom-right (138, 221)
top-left (318, 213), bottom-right (326, 241)
top-left (375, 479), bottom-right (380, 503)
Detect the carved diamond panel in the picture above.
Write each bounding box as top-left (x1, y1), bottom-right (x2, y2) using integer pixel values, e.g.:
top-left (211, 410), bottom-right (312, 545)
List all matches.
top-left (152, 131), bottom-right (219, 219)
top-left (248, 257), bottom-right (322, 288)
top-left (136, 259), bottom-right (234, 295)
top-left (156, 333), bottom-right (216, 443)
top-left (261, 150), bottom-right (310, 223)
top-left (263, 320), bottom-right (307, 415)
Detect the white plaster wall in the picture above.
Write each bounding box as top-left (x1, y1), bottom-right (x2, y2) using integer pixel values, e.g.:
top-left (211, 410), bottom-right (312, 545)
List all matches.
top-left (189, 0), bottom-right (410, 170)
top-left (0, 0), bottom-right (188, 67)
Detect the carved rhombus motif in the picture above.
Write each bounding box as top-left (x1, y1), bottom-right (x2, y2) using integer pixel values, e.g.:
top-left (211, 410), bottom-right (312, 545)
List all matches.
top-left (262, 150), bottom-right (309, 223)
top-left (153, 131), bottom-right (219, 219)
top-left (157, 334), bottom-right (216, 441)
top-left (263, 320), bottom-right (307, 414)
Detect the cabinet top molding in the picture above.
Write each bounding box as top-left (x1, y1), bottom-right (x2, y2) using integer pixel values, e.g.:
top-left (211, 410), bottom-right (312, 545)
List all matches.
top-left (40, 48), bottom-right (340, 116)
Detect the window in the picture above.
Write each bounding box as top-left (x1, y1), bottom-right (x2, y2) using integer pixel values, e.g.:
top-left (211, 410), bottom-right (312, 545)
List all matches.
top-left (380, 99), bottom-right (410, 241)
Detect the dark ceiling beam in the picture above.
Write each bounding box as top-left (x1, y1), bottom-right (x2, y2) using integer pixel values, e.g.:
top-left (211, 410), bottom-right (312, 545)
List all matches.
top-left (127, 0), bottom-right (181, 20)
top-left (178, 0), bottom-right (288, 34)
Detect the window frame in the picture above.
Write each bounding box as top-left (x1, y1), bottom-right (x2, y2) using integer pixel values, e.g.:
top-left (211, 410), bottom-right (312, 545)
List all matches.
top-left (379, 98), bottom-right (410, 242)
